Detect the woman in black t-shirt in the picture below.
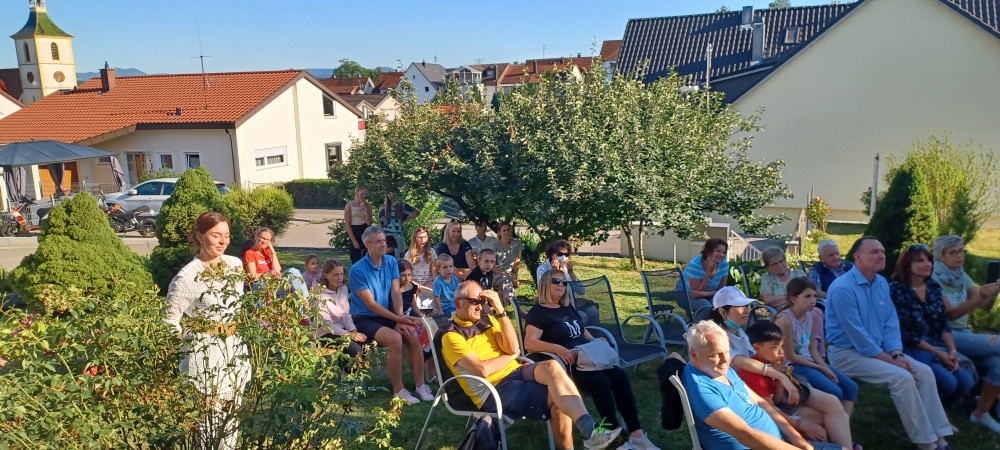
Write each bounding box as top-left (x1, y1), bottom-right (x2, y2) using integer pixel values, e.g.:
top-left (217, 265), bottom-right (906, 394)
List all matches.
top-left (434, 220), bottom-right (475, 280)
top-left (524, 270), bottom-right (660, 450)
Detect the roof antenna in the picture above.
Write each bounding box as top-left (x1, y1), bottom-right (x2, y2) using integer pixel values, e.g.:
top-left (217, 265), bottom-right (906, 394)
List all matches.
top-left (191, 13), bottom-right (213, 110)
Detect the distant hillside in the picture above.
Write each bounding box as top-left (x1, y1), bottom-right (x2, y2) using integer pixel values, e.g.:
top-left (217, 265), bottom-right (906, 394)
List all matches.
top-left (76, 68), bottom-right (147, 80)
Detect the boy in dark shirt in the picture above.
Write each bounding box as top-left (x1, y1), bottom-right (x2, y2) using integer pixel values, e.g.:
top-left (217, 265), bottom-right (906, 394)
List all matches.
top-left (467, 248), bottom-right (515, 311)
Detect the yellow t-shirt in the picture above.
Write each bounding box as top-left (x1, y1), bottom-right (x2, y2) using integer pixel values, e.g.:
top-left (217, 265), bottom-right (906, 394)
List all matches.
top-left (441, 315), bottom-right (522, 407)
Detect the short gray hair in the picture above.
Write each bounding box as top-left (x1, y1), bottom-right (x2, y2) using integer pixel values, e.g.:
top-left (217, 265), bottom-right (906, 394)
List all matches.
top-left (454, 280), bottom-right (481, 301)
top-left (761, 246), bottom-right (785, 266)
top-left (817, 239), bottom-right (839, 255)
top-left (686, 320), bottom-right (726, 354)
top-left (361, 225), bottom-right (385, 243)
top-left (933, 235), bottom-right (964, 260)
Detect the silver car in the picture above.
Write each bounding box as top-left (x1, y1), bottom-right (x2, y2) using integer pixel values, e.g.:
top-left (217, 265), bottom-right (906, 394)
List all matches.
top-left (106, 178), bottom-right (229, 212)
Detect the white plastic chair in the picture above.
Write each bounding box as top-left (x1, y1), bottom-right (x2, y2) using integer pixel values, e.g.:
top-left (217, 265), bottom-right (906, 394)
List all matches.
top-left (669, 374), bottom-right (703, 450)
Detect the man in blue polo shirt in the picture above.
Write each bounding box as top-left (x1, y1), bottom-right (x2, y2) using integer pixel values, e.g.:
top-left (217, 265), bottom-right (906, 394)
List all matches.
top-left (683, 320), bottom-right (811, 450)
top-left (826, 236), bottom-right (953, 450)
top-left (350, 225), bottom-right (433, 404)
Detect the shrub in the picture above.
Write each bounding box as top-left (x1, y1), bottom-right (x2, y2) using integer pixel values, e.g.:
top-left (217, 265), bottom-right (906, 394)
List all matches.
top-left (282, 179), bottom-right (348, 208)
top-left (941, 184), bottom-right (981, 244)
top-left (138, 167), bottom-right (179, 183)
top-left (328, 219), bottom-right (352, 251)
top-left (225, 185), bottom-right (295, 239)
top-left (863, 163), bottom-right (937, 277)
top-left (806, 196), bottom-right (831, 233)
top-left (10, 193), bottom-right (153, 313)
top-left (148, 167), bottom-right (243, 292)
top-left (402, 195), bottom-right (445, 247)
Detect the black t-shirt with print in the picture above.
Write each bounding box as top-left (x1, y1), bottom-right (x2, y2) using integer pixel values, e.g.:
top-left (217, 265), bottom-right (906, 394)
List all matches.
top-left (467, 266), bottom-right (496, 290)
top-left (525, 304), bottom-right (587, 349)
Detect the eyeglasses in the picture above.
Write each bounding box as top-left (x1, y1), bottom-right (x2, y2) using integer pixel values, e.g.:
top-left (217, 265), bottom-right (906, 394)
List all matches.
top-left (945, 248), bottom-right (966, 256)
top-left (550, 278), bottom-right (569, 286)
top-left (908, 244), bottom-right (929, 251)
top-left (556, 251), bottom-right (571, 257)
top-left (458, 297), bottom-right (488, 306)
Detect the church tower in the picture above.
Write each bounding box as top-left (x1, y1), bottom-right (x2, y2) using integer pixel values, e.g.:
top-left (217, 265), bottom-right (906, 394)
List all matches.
top-left (12, 0), bottom-right (76, 105)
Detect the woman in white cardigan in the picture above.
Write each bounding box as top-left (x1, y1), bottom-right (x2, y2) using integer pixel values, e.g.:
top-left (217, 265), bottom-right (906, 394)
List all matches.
top-left (164, 211), bottom-right (251, 450)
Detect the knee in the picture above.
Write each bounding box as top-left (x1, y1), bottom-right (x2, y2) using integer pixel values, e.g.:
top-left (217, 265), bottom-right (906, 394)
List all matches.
top-left (538, 360), bottom-right (567, 378)
top-left (382, 331), bottom-right (402, 350)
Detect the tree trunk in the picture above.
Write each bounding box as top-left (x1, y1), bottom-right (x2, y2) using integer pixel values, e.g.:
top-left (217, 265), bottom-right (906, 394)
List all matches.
top-left (637, 219), bottom-right (646, 269)
top-left (622, 225), bottom-right (639, 270)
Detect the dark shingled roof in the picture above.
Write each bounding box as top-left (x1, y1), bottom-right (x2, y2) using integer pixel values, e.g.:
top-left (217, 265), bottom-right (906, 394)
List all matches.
top-left (939, 0), bottom-right (1000, 38)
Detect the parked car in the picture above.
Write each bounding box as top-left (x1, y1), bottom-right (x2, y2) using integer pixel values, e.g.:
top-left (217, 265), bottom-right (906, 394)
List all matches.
top-left (104, 178), bottom-right (229, 212)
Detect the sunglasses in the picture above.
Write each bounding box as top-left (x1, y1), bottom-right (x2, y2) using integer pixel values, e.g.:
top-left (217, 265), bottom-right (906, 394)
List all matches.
top-left (908, 244), bottom-right (929, 251)
top-left (550, 278), bottom-right (569, 286)
top-left (459, 297), bottom-right (488, 306)
top-left (556, 251), bottom-right (571, 257)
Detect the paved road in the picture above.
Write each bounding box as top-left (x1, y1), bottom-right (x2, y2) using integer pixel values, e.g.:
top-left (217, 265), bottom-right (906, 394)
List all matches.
top-left (0, 208), bottom-right (622, 270)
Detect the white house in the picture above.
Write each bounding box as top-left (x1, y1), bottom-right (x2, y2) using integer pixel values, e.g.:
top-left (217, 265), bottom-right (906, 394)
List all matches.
top-left (0, 90), bottom-right (21, 118)
top-left (338, 93), bottom-right (401, 122)
top-left (403, 62), bottom-right (447, 104)
top-left (0, 67), bottom-right (365, 198)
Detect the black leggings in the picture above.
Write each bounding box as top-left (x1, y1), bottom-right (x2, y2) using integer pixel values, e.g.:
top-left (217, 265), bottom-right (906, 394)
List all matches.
top-left (348, 224), bottom-right (368, 263)
top-left (571, 365), bottom-right (642, 432)
top-left (319, 334), bottom-right (363, 372)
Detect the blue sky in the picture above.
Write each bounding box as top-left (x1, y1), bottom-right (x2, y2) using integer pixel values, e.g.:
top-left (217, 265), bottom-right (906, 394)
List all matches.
top-left (1, 0), bottom-right (832, 75)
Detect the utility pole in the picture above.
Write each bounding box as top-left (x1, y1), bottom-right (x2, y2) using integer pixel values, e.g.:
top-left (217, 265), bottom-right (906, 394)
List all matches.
top-left (542, 44), bottom-right (547, 58)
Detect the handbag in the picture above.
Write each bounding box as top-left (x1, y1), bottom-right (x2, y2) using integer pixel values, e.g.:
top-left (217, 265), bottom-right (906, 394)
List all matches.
top-left (574, 339), bottom-right (619, 371)
top-left (457, 415), bottom-right (499, 450)
top-left (774, 365), bottom-right (811, 414)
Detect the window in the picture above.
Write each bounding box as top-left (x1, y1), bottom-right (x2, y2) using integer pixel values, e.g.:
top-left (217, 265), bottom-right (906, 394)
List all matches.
top-left (162, 183), bottom-right (176, 195)
top-left (50, 43), bottom-right (59, 60)
top-left (135, 182), bottom-right (162, 196)
top-left (254, 146), bottom-right (288, 169)
top-left (159, 154), bottom-right (174, 169)
top-left (784, 27), bottom-right (800, 44)
top-left (23, 42), bottom-right (29, 62)
top-left (424, 86), bottom-right (430, 92)
top-left (323, 95), bottom-right (336, 117)
top-left (97, 156), bottom-right (111, 165)
top-left (185, 153), bottom-right (201, 169)
top-left (325, 143), bottom-right (343, 171)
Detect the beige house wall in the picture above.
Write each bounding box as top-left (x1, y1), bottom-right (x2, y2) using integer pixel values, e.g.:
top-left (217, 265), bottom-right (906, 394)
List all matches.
top-left (734, 0), bottom-right (1000, 219)
top-left (79, 129), bottom-right (234, 188)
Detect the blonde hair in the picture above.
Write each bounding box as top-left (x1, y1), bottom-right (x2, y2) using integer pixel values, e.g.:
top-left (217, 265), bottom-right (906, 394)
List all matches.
top-left (409, 226), bottom-right (433, 264)
top-left (435, 253), bottom-right (454, 270)
top-left (537, 269), bottom-right (571, 307)
top-left (443, 220), bottom-right (466, 245)
top-left (321, 259), bottom-right (346, 289)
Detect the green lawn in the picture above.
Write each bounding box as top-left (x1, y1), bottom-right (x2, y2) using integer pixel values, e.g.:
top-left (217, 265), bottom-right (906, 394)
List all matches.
top-left (278, 247), bottom-right (1000, 450)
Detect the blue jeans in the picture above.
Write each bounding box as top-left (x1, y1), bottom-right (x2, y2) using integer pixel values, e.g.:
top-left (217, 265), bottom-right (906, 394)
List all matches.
top-left (907, 348), bottom-right (975, 407)
top-left (952, 328), bottom-right (1000, 386)
top-left (792, 364), bottom-right (858, 402)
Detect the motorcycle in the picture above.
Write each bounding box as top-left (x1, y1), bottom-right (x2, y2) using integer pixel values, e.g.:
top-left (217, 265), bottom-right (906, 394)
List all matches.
top-left (0, 195), bottom-right (54, 236)
top-left (99, 194), bottom-right (157, 238)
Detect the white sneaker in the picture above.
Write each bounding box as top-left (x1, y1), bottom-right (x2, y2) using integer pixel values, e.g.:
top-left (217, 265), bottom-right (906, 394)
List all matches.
top-left (626, 433), bottom-right (660, 450)
top-left (970, 412), bottom-right (1000, 433)
top-left (395, 388), bottom-right (420, 405)
top-left (415, 384), bottom-right (435, 401)
top-left (583, 425), bottom-right (621, 449)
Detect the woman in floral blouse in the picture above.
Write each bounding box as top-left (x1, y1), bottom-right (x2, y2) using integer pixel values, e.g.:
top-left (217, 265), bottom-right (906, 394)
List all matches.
top-left (889, 244), bottom-right (973, 407)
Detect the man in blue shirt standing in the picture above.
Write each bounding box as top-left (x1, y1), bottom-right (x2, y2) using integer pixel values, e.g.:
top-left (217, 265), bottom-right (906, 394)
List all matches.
top-left (350, 225), bottom-right (434, 405)
top-left (826, 236), bottom-right (954, 450)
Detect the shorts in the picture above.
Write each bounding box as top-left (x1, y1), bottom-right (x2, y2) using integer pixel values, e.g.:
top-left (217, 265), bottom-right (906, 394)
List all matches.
top-left (482, 365), bottom-right (550, 420)
top-left (352, 315), bottom-right (398, 341)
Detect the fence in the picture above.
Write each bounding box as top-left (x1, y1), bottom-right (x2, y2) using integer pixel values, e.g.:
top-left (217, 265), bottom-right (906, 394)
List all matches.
top-left (727, 229), bottom-right (762, 262)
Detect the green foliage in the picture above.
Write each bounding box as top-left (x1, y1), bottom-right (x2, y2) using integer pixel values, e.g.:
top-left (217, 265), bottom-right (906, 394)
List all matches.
top-left (942, 184), bottom-right (981, 243)
top-left (864, 164), bottom-right (937, 276)
top-left (148, 167), bottom-right (243, 292)
top-left (807, 196), bottom-right (831, 233)
top-left (225, 185), bottom-right (295, 239)
top-left (138, 167), bottom-right (179, 183)
top-left (402, 195), bottom-right (445, 247)
top-left (10, 193), bottom-right (152, 313)
top-left (327, 219), bottom-right (352, 251)
top-left (282, 178), bottom-right (348, 208)
top-left (769, 0), bottom-right (792, 8)
top-left (0, 271), bottom-right (400, 448)
top-left (333, 58), bottom-right (378, 80)
top-left (520, 231), bottom-right (542, 283)
top-left (340, 58), bottom-right (789, 262)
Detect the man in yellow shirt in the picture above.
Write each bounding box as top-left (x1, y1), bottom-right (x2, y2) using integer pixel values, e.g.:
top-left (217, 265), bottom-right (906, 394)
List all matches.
top-left (441, 281), bottom-right (621, 450)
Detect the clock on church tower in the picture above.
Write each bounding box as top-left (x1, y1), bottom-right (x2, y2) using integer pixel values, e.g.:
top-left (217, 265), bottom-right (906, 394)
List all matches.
top-left (12, 0), bottom-right (77, 105)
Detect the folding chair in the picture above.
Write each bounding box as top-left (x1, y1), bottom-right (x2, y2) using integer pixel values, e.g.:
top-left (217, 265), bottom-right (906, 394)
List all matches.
top-left (415, 317), bottom-right (556, 450)
top-left (669, 374), bottom-right (703, 450)
top-left (737, 264), bottom-right (777, 324)
top-left (569, 275), bottom-right (667, 369)
top-left (640, 268), bottom-right (696, 350)
top-left (799, 260), bottom-right (818, 274)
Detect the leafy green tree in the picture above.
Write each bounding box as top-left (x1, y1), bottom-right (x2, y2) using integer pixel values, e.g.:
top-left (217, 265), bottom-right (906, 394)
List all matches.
top-left (941, 184), bottom-right (981, 243)
top-left (148, 167), bottom-right (243, 292)
top-left (11, 193), bottom-right (152, 313)
top-left (807, 196), bottom-right (832, 232)
top-left (333, 58), bottom-right (378, 79)
top-left (864, 164), bottom-right (937, 276)
top-left (225, 185), bottom-right (295, 239)
top-left (769, 0), bottom-right (792, 8)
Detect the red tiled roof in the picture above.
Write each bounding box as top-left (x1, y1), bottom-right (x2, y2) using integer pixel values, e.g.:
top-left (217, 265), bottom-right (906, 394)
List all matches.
top-left (319, 77), bottom-right (369, 94)
top-left (0, 70), bottom-right (361, 144)
top-left (374, 71), bottom-right (403, 91)
top-left (600, 40), bottom-right (622, 62)
top-left (0, 69), bottom-right (23, 100)
top-left (499, 58), bottom-right (593, 85)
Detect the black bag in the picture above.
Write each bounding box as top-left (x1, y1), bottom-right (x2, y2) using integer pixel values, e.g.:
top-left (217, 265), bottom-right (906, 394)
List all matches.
top-left (457, 415), bottom-right (500, 450)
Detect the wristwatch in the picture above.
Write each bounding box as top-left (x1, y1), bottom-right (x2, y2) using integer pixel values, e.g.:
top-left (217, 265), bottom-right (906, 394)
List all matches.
top-left (891, 352), bottom-right (902, 360)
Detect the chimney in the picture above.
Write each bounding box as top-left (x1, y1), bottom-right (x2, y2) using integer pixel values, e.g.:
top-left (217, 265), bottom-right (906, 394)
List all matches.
top-left (100, 62), bottom-right (116, 92)
top-left (751, 17), bottom-right (766, 65)
top-left (740, 6), bottom-right (754, 30)
top-left (532, 60), bottom-right (538, 73)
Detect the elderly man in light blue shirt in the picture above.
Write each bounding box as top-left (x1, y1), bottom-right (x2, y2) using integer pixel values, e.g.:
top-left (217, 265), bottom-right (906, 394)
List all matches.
top-left (826, 236), bottom-right (954, 450)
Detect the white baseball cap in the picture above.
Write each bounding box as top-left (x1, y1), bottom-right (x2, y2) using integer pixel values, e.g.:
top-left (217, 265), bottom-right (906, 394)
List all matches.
top-left (712, 286), bottom-right (754, 309)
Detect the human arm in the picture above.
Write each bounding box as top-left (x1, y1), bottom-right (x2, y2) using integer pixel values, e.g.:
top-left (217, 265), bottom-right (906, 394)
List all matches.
top-left (511, 251), bottom-right (522, 288)
top-left (827, 283), bottom-right (887, 357)
top-left (164, 275), bottom-right (194, 338)
top-left (344, 206), bottom-right (360, 249)
top-left (353, 288), bottom-right (417, 328)
top-left (482, 291), bottom-right (520, 356)
top-left (268, 244), bottom-right (281, 273)
top-left (703, 407), bottom-right (806, 450)
top-left (760, 273), bottom-right (789, 309)
top-left (808, 266), bottom-right (827, 298)
top-left (775, 314), bottom-right (826, 372)
top-left (404, 203), bottom-right (420, 221)
top-left (524, 325), bottom-right (577, 365)
top-left (463, 245), bottom-right (476, 270)
top-left (364, 202), bottom-right (373, 225)
top-left (750, 388), bottom-right (816, 447)
top-left (730, 355), bottom-right (800, 404)
top-left (971, 282), bottom-right (1000, 310)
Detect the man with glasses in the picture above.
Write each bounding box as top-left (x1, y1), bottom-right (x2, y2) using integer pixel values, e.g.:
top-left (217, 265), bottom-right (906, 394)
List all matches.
top-left (826, 236), bottom-right (954, 450)
top-left (440, 281), bottom-right (621, 449)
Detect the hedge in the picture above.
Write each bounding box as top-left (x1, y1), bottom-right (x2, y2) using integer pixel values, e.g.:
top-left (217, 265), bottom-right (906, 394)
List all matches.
top-left (281, 179), bottom-right (348, 208)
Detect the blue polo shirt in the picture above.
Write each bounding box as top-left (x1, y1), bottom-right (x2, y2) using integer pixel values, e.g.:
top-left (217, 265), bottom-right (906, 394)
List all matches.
top-left (826, 266), bottom-right (902, 356)
top-left (680, 255), bottom-right (730, 292)
top-left (682, 363), bottom-right (780, 449)
top-left (349, 253), bottom-right (400, 317)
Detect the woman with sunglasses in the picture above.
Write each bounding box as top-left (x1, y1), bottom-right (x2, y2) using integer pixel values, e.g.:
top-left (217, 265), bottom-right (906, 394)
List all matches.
top-left (932, 235), bottom-right (1000, 433)
top-left (889, 244), bottom-right (974, 407)
top-left (536, 240), bottom-right (598, 326)
top-left (524, 269), bottom-right (661, 450)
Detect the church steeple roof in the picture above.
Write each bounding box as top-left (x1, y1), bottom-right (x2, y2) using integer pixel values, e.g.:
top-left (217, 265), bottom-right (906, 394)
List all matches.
top-left (11, 1), bottom-right (72, 39)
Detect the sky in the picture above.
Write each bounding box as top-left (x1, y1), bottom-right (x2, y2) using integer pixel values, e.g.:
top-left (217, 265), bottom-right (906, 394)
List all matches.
top-left (0, 0), bottom-right (833, 75)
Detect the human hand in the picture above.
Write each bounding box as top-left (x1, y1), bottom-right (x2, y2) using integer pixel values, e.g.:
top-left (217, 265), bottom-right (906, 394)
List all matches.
top-left (480, 289), bottom-right (502, 311)
top-left (351, 240), bottom-right (360, 249)
top-left (797, 419), bottom-right (827, 442)
top-left (981, 282), bottom-right (1000, 300)
top-left (779, 375), bottom-right (800, 404)
top-left (351, 331), bottom-right (367, 342)
top-left (397, 315), bottom-right (419, 326)
top-left (395, 323), bottom-right (416, 336)
top-left (893, 356), bottom-right (918, 380)
top-left (512, 278), bottom-right (520, 288)
top-left (556, 348), bottom-right (577, 365)
top-left (820, 366), bottom-right (839, 383)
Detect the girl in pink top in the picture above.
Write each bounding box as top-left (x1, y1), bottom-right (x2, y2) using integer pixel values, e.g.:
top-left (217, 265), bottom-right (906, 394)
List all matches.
top-left (314, 259), bottom-right (366, 361)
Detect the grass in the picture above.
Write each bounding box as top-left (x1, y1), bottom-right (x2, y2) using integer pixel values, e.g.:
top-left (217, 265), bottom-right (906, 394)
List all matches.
top-left (276, 246), bottom-right (1000, 450)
